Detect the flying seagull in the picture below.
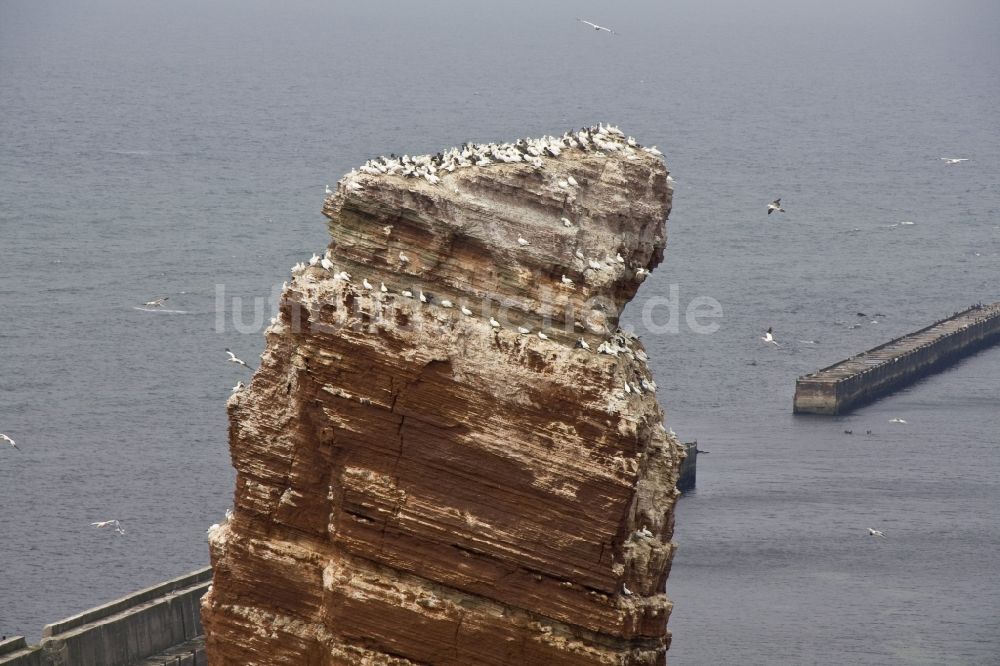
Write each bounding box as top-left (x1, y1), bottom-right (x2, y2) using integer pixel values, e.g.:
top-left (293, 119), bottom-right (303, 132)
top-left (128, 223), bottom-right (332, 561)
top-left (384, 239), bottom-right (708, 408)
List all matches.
top-left (940, 158), bottom-right (968, 165)
top-left (577, 18), bottom-right (616, 34)
top-left (767, 198), bottom-right (785, 215)
top-left (1, 434), bottom-right (19, 452)
top-left (889, 417), bottom-right (907, 424)
top-left (92, 520), bottom-right (126, 535)
top-left (143, 297), bottom-right (168, 307)
top-left (868, 528), bottom-right (886, 538)
top-left (761, 327), bottom-right (779, 346)
top-left (225, 348), bottom-right (250, 368)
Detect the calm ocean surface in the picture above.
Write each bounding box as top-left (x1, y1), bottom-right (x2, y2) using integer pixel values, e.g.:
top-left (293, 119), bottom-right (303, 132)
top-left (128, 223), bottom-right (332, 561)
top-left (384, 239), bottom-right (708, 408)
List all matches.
top-left (1, 0), bottom-right (998, 662)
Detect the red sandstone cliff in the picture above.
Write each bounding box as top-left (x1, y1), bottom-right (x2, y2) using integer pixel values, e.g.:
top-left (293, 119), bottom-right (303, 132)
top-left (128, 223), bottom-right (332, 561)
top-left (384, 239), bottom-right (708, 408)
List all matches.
top-left (202, 127), bottom-right (684, 665)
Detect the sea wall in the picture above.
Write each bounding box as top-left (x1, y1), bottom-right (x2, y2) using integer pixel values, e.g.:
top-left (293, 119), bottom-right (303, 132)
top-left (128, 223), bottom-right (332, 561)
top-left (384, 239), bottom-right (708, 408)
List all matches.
top-left (0, 568), bottom-right (210, 666)
top-left (794, 303), bottom-right (1000, 414)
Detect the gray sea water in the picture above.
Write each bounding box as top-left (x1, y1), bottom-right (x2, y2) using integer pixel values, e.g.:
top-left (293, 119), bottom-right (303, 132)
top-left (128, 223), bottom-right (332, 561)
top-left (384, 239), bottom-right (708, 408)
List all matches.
top-left (1, 0), bottom-right (998, 662)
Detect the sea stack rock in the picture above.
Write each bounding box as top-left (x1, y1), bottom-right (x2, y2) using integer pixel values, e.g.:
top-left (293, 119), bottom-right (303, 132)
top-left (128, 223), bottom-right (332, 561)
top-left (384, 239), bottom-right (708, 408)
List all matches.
top-left (202, 126), bottom-right (685, 665)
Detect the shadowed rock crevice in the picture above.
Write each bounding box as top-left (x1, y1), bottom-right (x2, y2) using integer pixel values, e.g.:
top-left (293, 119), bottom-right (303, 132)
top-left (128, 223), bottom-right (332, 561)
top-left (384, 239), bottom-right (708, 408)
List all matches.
top-left (203, 126), bottom-right (684, 665)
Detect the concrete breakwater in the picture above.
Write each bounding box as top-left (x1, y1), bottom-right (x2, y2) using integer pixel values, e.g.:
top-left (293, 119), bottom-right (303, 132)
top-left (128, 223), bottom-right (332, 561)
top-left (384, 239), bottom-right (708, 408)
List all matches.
top-left (0, 568), bottom-right (210, 666)
top-left (794, 302), bottom-right (1000, 415)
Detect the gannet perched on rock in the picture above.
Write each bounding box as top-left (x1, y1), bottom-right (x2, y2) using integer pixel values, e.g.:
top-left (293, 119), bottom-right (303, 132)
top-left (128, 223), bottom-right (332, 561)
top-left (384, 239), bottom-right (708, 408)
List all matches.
top-left (517, 237), bottom-right (530, 246)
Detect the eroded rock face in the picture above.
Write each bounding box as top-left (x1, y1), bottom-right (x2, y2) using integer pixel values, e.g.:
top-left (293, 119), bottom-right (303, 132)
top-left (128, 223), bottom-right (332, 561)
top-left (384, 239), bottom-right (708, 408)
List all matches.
top-left (202, 127), bottom-right (685, 665)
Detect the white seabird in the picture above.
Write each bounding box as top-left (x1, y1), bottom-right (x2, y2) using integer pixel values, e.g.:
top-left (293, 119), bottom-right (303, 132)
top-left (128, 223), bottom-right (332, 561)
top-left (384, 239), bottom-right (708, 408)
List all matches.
top-left (567, 175), bottom-right (578, 186)
top-left (231, 381), bottom-right (245, 393)
top-left (518, 326), bottom-right (531, 335)
top-left (380, 282), bottom-right (389, 293)
top-left (517, 237), bottom-right (530, 246)
top-left (577, 18), bottom-right (616, 34)
top-left (362, 278), bottom-right (374, 290)
top-left (561, 217), bottom-right (573, 227)
top-left (92, 520), bottom-right (126, 535)
top-left (761, 327), bottom-right (780, 346)
top-left (489, 317), bottom-right (501, 328)
top-left (622, 584), bottom-right (633, 596)
top-left (336, 271), bottom-right (351, 282)
top-left (575, 249), bottom-right (586, 260)
top-left (588, 259), bottom-right (603, 270)
top-left (440, 300), bottom-right (454, 309)
top-left (325, 184), bottom-right (334, 195)
top-left (419, 291), bottom-right (428, 303)
top-left (537, 331), bottom-right (549, 340)
top-left (889, 417), bottom-right (907, 424)
top-left (143, 297), bottom-right (168, 307)
top-left (320, 255), bottom-right (334, 271)
top-left (616, 253), bottom-right (625, 263)
top-left (399, 252), bottom-right (410, 264)
top-left (225, 348), bottom-right (250, 368)
top-left (636, 526), bottom-right (653, 538)
top-left (940, 157), bottom-right (968, 165)
top-left (868, 528), bottom-right (886, 538)
top-left (460, 305), bottom-right (473, 316)
top-left (767, 198), bottom-right (785, 215)
top-left (561, 275), bottom-right (575, 287)
top-left (309, 253), bottom-right (320, 266)
top-left (401, 289), bottom-right (413, 298)
top-left (575, 338), bottom-right (591, 350)
top-left (1, 433), bottom-right (19, 451)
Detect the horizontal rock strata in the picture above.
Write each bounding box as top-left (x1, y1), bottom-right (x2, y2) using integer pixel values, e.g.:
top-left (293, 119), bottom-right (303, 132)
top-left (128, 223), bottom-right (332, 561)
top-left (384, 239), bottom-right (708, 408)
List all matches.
top-left (202, 126), bottom-right (684, 665)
